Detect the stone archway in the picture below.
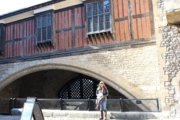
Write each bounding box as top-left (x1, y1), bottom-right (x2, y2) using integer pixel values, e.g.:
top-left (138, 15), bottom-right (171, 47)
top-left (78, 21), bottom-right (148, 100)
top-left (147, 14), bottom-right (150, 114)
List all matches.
top-left (0, 57), bottom-right (145, 99)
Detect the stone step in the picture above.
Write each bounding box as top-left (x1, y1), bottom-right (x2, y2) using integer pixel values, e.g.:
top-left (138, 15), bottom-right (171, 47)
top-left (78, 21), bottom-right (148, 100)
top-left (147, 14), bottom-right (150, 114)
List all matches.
top-left (11, 108), bottom-right (162, 119)
top-left (0, 116), bottom-right (161, 120)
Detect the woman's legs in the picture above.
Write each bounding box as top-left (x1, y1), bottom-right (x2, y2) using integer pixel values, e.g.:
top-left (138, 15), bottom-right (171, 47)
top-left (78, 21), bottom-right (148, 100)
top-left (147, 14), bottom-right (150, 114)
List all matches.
top-left (101, 100), bottom-right (107, 120)
top-left (100, 110), bottom-right (103, 119)
top-left (103, 110), bottom-right (107, 120)
top-left (99, 99), bottom-right (107, 120)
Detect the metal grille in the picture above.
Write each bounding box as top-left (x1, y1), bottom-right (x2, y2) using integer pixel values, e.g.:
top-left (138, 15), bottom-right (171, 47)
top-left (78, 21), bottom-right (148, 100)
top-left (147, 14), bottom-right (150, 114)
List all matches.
top-left (59, 87), bottom-right (68, 98)
top-left (82, 78), bottom-right (94, 98)
top-left (70, 80), bottom-right (81, 98)
top-left (59, 77), bottom-right (98, 99)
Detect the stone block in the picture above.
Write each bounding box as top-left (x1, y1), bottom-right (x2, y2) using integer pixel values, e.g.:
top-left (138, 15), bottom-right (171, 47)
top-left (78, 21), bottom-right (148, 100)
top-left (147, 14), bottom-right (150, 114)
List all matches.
top-left (166, 10), bottom-right (180, 24)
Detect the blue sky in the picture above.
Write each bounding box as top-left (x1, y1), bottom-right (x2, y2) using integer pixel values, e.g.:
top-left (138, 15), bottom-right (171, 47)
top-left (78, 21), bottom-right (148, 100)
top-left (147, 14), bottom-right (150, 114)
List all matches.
top-left (0, 0), bottom-right (50, 16)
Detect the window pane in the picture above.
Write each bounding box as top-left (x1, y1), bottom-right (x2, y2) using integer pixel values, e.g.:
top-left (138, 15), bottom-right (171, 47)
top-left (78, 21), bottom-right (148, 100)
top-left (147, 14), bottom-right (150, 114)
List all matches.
top-left (99, 15), bottom-right (104, 30)
top-left (42, 15), bottom-right (46, 27)
top-left (47, 14), bottom-right (52, 26)
top-left (47, 26), bottom-right (52, 40)
top-left (87, 4), bottom-right (92, 17)
top-left (93, 16), bottom-right (98, 31)
top-left (105, 14), bottom-right (110, 29)
top-left (0, 28), bottom-right (1, 39)
top-left (98, 1), bottom-right (104, 14)
top-left (42, 27), bottom-right (47, 41)
top-left (104, 0), bottom-right (110, 13)
top-left (37, 17), bottom-right (42, 28)
top-left (37, 28), bottom-right (41, 41)
top-left (88, 18), bottom-right (92, 32)
top-left (93, 3), bottom-right (98, 15)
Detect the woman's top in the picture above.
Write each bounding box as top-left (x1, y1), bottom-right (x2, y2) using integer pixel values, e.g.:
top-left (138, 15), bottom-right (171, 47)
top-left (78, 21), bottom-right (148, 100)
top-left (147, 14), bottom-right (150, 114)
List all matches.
top-left (96, 88), bottom-right (108, 101)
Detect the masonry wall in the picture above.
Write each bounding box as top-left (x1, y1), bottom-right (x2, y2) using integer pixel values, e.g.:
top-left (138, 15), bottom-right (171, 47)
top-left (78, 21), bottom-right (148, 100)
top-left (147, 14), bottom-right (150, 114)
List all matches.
top-left (0, 70), bottom-right (125, 98)
top-left (0, 43), bottom-right (160, 99)
top-left (160, 25), bottom-right (180, 118)
top-left (153, 0), bottom-right (180, 119)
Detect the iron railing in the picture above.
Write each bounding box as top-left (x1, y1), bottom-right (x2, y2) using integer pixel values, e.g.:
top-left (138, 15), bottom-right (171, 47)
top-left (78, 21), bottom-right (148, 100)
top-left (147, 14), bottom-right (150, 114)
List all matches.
top-left (0, 98), bottom-right (160, 115)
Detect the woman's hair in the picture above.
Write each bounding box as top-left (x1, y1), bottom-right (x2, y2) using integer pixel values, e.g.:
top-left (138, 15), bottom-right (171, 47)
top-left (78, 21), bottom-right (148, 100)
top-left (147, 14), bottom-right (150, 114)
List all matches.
top-left (99, 81), bottom-right (107, 89)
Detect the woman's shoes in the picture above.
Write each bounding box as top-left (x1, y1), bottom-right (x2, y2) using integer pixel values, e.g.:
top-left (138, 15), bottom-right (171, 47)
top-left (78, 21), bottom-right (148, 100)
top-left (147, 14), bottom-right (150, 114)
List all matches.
top-left (99, 117), bottom-right (103, 120)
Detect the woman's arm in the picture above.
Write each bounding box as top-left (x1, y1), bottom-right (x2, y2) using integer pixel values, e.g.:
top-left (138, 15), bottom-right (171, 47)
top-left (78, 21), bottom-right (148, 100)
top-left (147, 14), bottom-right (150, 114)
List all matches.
top-left (103, 88), bottom-right (109, 97)
top-left (96, 89), bottom-right (99, 96)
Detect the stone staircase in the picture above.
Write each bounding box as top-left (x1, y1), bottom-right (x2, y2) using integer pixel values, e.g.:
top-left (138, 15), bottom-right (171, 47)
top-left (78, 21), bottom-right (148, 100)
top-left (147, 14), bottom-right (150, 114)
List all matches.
top-left (0, 108), bottom-right (162, 120)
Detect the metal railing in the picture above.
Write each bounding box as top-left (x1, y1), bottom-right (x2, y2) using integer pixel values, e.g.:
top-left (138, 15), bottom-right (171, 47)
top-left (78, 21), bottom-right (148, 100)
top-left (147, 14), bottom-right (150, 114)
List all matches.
top-left (0, 98), bottom-right (160, 115)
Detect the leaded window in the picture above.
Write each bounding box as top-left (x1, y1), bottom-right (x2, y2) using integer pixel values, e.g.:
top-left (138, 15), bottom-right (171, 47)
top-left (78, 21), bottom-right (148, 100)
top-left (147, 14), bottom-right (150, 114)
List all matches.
top-left (0, 25), bottom-right (3, 53)
top-left (86, 0), bottom-right (111, 34)
top-left (36, 13), bottom-right (52, 43)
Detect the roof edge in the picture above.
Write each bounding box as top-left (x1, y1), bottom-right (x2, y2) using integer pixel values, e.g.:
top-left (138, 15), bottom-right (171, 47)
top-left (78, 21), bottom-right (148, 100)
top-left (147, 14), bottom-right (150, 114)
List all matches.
top-left (0, 0), bottom-right (65, 19)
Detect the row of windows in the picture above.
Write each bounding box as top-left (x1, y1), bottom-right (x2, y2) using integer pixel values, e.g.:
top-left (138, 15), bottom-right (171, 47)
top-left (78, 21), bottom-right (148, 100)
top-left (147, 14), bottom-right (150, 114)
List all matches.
top-left (0, 0), bottom-right (111, 44)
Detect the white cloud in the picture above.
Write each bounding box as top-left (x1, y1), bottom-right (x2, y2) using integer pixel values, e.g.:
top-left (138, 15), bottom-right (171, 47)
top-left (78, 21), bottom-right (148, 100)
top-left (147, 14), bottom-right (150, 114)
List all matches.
top-left (0, 0), bottom-right (50, 15)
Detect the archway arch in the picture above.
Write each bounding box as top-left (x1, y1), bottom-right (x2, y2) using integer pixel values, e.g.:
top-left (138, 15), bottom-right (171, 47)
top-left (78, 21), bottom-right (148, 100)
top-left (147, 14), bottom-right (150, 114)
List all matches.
top-left (0, 62), bottom-right (145, 99)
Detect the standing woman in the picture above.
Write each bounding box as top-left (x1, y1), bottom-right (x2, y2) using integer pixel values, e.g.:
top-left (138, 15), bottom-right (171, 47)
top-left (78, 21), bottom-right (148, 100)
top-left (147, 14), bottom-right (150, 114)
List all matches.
top-left (96, 81), bottom-right (108, 120)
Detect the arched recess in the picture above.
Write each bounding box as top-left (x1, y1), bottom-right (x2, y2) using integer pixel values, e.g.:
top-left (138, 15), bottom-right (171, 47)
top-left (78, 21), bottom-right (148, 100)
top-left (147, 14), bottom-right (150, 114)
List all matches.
top-left (0, 63), bottom-right (145, 100)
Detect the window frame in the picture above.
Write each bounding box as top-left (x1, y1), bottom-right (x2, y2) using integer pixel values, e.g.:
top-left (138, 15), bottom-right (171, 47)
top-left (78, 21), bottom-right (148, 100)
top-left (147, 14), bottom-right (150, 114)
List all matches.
top-left (0, 24), bottom-right (4, 55)
top-left (85, 0), bottom-right (112, 35)
top-left (35, 11), bottom-right (55, 45)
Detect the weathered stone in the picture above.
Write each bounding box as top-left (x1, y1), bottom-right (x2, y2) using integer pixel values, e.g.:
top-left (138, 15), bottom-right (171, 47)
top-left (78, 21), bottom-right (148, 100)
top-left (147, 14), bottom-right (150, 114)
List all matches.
top-left (166, 10), bottom-right (180, 24)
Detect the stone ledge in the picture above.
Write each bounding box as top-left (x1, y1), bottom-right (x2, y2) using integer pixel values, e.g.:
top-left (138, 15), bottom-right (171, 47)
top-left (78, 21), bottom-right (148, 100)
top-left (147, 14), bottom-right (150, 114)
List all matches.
top-left (11, 108), bottom-right (162, 119)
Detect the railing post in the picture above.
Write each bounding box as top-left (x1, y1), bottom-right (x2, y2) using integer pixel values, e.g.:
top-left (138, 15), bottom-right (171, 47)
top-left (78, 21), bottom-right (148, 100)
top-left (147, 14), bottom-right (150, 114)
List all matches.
top-left (88, 98), bottom-right (90, 111)
top-left (60, 98), bottom-right (62, 110)
top-left (14, 98), bottom-right (17, 108)
top-left (9, 98), bottom-right (13, 115)
top-left (157, 98), bottom-right (160, 112)
top-left (119, 98), bottom-right (122, 112)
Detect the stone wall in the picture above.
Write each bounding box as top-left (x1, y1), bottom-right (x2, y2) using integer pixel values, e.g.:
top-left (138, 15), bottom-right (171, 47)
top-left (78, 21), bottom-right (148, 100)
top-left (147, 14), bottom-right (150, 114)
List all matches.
top-left (0, 43), bottom-right (160, 100)
top-left (0, 70), bottom-right (125, 98)
top-left (155, 0), bottom-right (180, 118)
top-left (160, 25), bottom-right (180, 118)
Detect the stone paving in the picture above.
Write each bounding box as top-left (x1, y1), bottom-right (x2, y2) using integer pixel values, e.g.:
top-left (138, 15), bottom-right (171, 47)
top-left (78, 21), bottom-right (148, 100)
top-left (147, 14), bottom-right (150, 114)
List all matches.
top-left (0, 116), bottom-right (162, 120)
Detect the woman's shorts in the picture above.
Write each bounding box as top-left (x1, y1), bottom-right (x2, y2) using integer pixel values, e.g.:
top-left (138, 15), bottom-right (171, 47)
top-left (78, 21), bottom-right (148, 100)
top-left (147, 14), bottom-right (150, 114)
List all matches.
top-left (99, 99), bottom-right (107, 110)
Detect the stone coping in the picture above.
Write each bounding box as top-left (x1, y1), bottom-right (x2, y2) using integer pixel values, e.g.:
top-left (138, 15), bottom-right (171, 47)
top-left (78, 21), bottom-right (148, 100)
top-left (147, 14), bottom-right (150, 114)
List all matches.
top-left (11, 108), bottom-right (162, 119)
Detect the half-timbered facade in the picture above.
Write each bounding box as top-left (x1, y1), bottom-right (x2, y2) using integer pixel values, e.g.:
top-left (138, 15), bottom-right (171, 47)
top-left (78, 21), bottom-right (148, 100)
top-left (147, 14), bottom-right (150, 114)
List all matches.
top-left (0, 0), bottom-right (154, 61)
